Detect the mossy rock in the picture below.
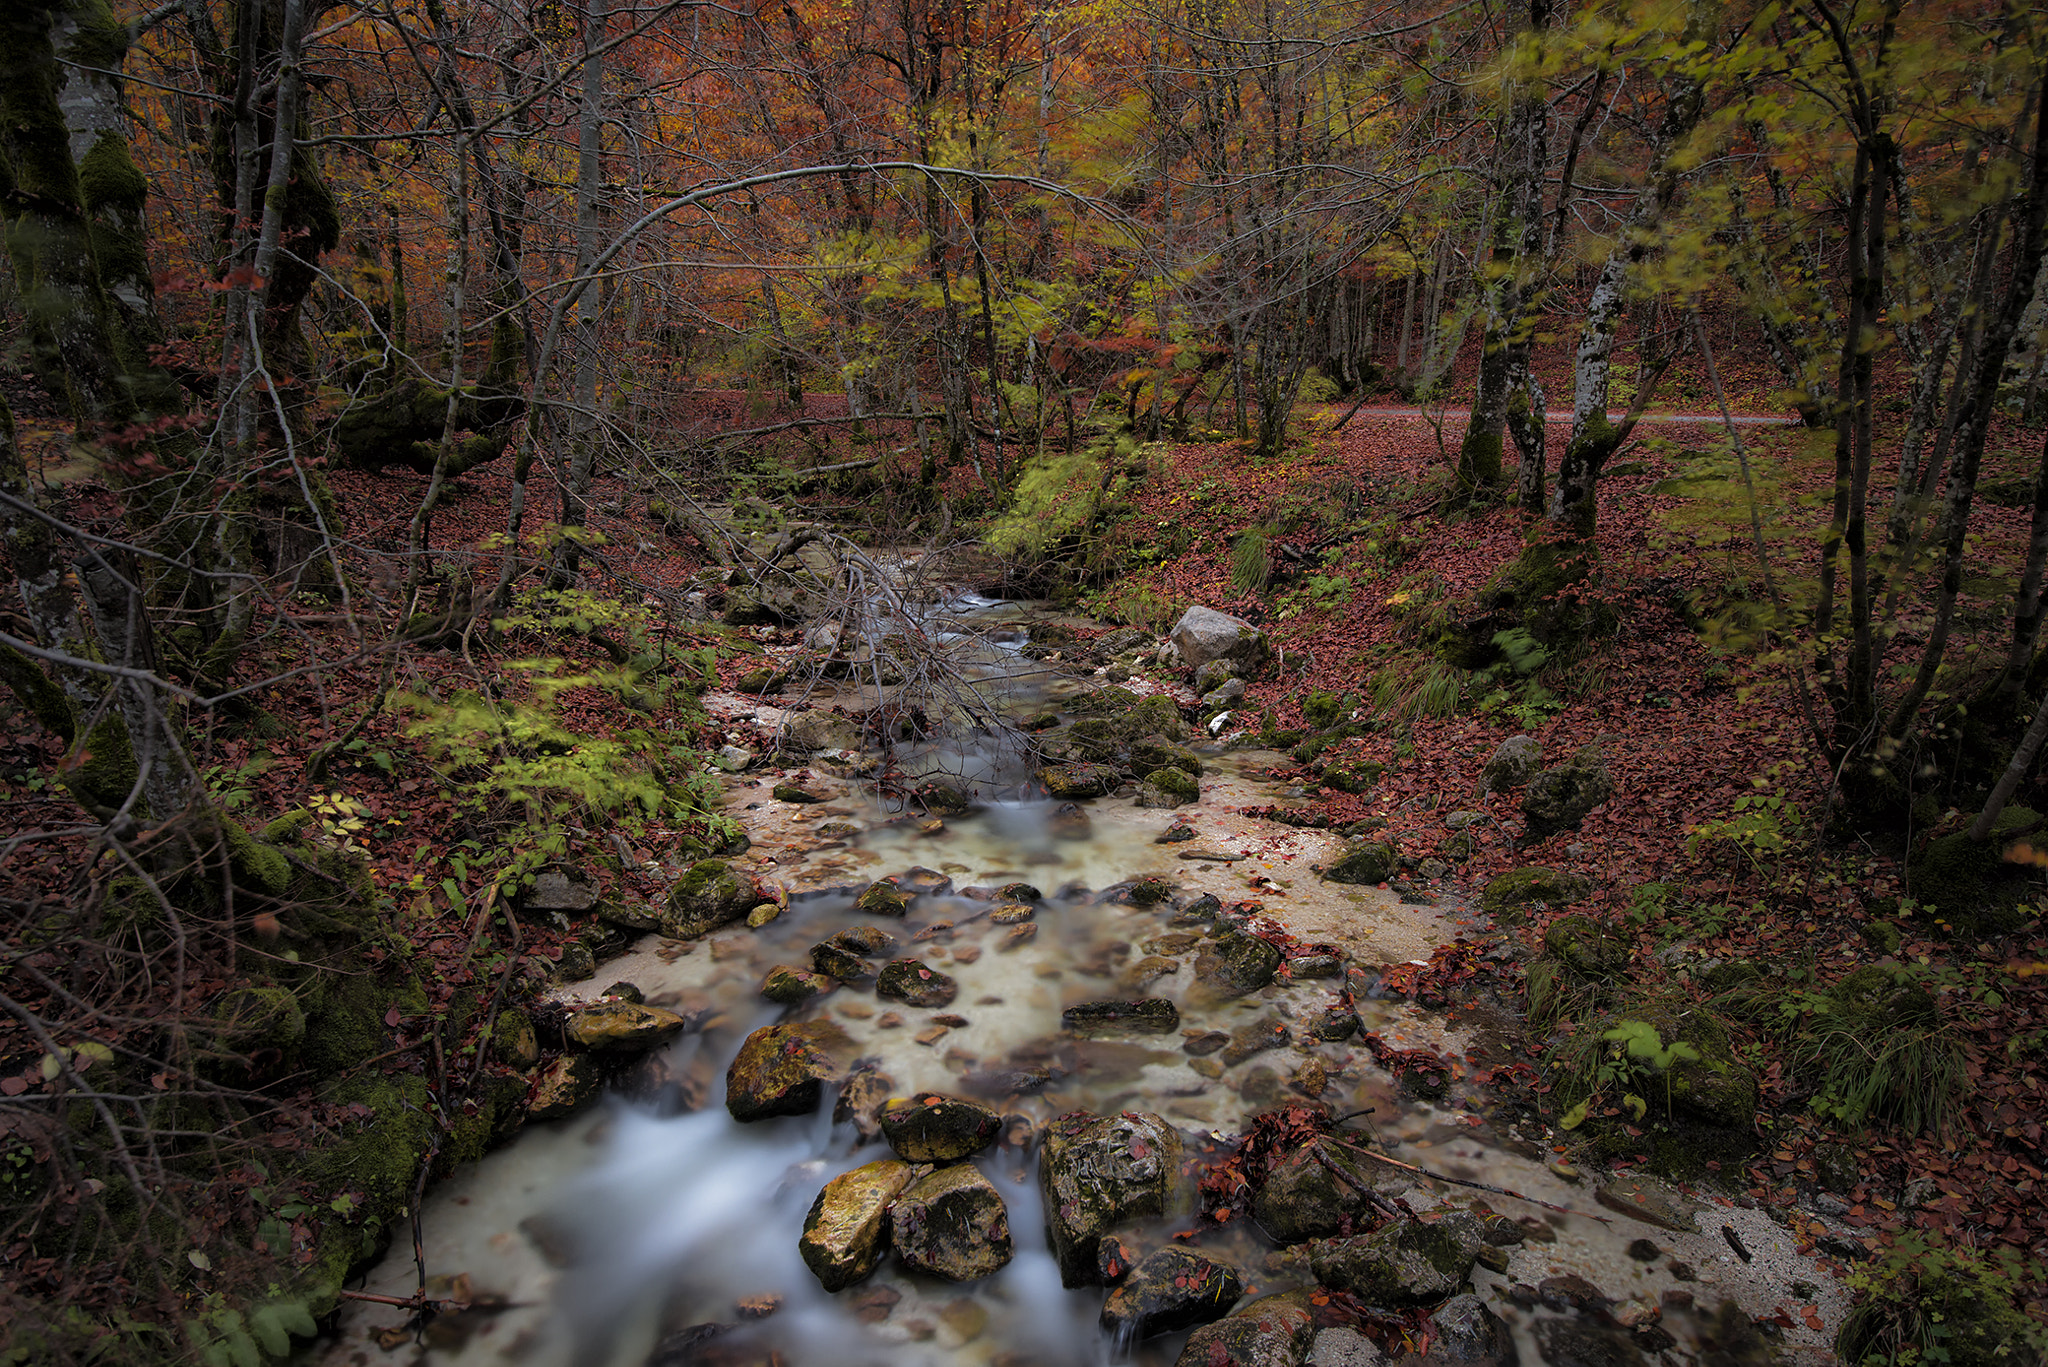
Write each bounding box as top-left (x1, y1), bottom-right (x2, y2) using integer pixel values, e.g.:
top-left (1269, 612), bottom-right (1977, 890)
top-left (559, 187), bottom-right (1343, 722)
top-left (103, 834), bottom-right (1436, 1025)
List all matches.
top-left (1907, 805), bottom-right (2042, 936)
top-left (1137, 766), bottom-right (1199, 808)
top-left (1303, 689), bottom-right (1354, 730)
top-left (1128, 735), bottom-right (1202, 778)
top-left (663, 859), bottom-right (753, 938)
top-left (1481, 866), bottom-right (1590, 920)
top-left (214, 985), bottom-right (307, 1052)
top-left (1319, 761), bottom-right (1382, 795)
top-left (1325, 840), bottom-right (1395, 885)
top-left (1837, 1257), bottom-right (2047, 1367)
top-left (1542, 914), bottom-right (1630, 978)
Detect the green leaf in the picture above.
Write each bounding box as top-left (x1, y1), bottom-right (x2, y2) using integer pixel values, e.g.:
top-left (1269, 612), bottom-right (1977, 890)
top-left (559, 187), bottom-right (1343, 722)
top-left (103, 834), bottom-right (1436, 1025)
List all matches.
top-left (1624, 1093), bottom-right (1648, 1122)
top-left (249, 1304), bottom-right (291, 1357)
top-left (1558, 1099), bottom-right (1589, 1131)
top-left (187, 1249), bottom-right (211, 1271)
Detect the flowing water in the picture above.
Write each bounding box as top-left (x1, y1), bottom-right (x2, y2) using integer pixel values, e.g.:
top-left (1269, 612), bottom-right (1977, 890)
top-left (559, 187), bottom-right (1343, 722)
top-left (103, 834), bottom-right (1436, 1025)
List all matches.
top-left (321, 590), bottom-right (1849, 1367)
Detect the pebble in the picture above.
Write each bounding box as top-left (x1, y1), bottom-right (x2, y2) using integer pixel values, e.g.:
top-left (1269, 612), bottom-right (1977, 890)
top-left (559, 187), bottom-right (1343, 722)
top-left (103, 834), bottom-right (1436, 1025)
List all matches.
top-left (876, 1012), bottom-right (904, 1029)
top-left (915, 1025), bottom-right (951, 1046)
top-left (1000, 925), bottom-right (1039, 951)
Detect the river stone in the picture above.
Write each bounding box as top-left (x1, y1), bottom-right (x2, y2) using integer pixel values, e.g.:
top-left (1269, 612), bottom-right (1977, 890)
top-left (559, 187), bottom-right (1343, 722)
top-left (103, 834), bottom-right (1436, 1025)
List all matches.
top-left (1063, 998), bottom-right (1181, 1035)
top-left (1310, 1326), bottom-right (1385, 1367)
top-left (1038, 762), bottom-right (1122, 799)
top-left (1480, 866), bottom-right (1590, 919)
top-left (493, 1009), bottom-right (540, 1069)
top-left (1416, 1294), bottom-right (1518, 1367)
top-left (833, 1064), bottom-right (895, 1143)
top-left (880, 1095), bottom-right (1001, 1161)
top-left (831, 924), bottom-right (898, 955)
top-left (1039, 1110), bottom-right (1183, 1286)
top-left (596, 901), bottom-right (663, 932)
top-left (1309, 1216), bottom-right (1480, 1305)
top-left (1170, 606), bottom-right (1270, 675)
top-left (784, 710), bottom-right (864, 752)
top-left (1252, 1135), bottom-right (1387, 1243)
top-left (1521, 745), bottom-right (1615, 839)
top-left (1131, 736), bottom-right (1204, 777)
top-left (564, 1002), bottom-right (690, 1053)
top-left (810, 942), bottom-right (874, 982)
top-left (1325, 840), bottom-right (1396, 885)
top-left (854, 880), bottom-right (913, 917)
top-left (889, 1163), bottom-right (1013, 1282)
top-left (799, 1158), bottom-right (917, 1292)
top-left (663, 860), bottom-right (754, 938)
top-left (1310, 999), bottom-right (1362, 1041)
top-left (916, 778), bottom-right (974, 815)
top-left (1175, 1293), bottom-right (1317, 1367)
top-left (876, 958), bottom-right (958, 1008)
top-left (1195, 930), bottom-right (1283, 999)
top-left (1101, 1246), bottom-right (1244, 1342)
top-left (761, 964), bottom-right (834, 1004)
top-left (725, 1019), bottom-right (853, 1122)
top-left (772, 782), bottom-right (826, 804)
top-left (1174, 893), bottom-right (1224, 924)
top-left (1530, 1319), bottom-right (1638, 1367)
top-left (1480, 735), bottom-right (1543, 794)
top-left (1139, 766), bottom-right (1200, 808)
top-left (529, 1053), bottom-right (602, 1120)
top-left (1050, 802), bottom-right (1093, 840)
top-left (896, 867), bottom-right (955, 897)
top-left (990, 902), bottom-right (1036, 924)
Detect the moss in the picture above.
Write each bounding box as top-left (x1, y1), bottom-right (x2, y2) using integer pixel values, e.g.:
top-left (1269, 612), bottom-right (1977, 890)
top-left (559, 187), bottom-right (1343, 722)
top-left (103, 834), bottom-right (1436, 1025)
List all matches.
top-left (1141, 765), bottom-right (1199, 804)
top-left (1325, 840), bottom-right (1395, 885)
top-left (1457, 428), bottom-right (1503, 496)
top-left (0, 640), bottom-right (77, 742)
top-left (298, 1072), bottom-right (438, 1312)
top-left (1302, 689), bottom-right (1351, 729)
top-left (63, 714), bottom-right (140, 818)
top-left (299, 963), bottom-right (424, 1076)
top-left (439, 1071), bottom-right (531, 1171)
top-left (1129, 735), bottom-right (1202, 777)
top-left (262, 809), bottom-right (314, 843)
top-left (214, 986), bottom-right (307, 1052)
top-left (1481, 866), bottom-right (1589, 918)
top-left (222, 819), bottom-right (291, 896)
top-left (1541, 914), bottom-right (1630, 978)
top-left (1124, 693), bottom-right (1187, 740)
top-left (1908, 805), bottom-right (2042, 937)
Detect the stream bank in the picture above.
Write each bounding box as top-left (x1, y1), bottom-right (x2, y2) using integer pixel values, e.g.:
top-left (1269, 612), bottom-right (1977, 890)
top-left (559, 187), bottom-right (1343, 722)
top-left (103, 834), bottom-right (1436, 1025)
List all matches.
top-left (316, 588), bottom-right (1861, 1367)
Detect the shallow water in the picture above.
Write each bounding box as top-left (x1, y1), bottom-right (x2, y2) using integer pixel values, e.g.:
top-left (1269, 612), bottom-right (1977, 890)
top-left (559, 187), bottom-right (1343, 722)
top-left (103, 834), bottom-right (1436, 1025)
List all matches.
top-left (322, 598), bottom-right (1850, 1367)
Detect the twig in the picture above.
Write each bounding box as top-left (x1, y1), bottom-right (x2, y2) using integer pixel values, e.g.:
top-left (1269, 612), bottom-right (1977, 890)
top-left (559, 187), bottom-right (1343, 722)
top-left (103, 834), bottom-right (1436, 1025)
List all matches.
top-left (1326, 1135), bottom-right (1612, 1223)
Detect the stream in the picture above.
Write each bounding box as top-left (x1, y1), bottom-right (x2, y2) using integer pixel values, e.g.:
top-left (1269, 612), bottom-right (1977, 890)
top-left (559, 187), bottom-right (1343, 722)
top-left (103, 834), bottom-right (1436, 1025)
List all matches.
top-left (321, 588), bottom-right (1848, 1367)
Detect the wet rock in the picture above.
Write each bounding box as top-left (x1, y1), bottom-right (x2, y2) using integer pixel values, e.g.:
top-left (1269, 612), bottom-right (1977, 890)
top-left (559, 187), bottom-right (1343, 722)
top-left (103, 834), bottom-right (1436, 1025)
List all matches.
top-left (799, 1158), bottom-right (917, 1292)
top-left (854, 880), bottom-right (913, 918)
top-left (1292, 1057), bottom-right (1329, 1096)
top-left (889, 1163), bottom-right (1013, 1281)
top-left (1158, 819), bottom-right (1198, 843)
top-left (523, 868), bottom-right (599, 913)
top-left (1309, 1216), bottom-right (1479, 1305)
top-left (876, 958), bottom-right (958, 1008)
top-left (1536, 1275), bottom-right (1609, 1313)
top-left (663, 860), bottom-right (755, 938)
top-left (725, 1019), bottom-right (853, 1122)
top-left (1139, 767), bottom-right (1201, 808)
top-left (1418, 1294), bottom-right (1518, 1367)
top-left (1063, 998), bottom-right (1181, 1035)
top-left (1174, 893), bottom-right (1224, 924)
top-left (915, 779), bottom-right (974, 816)
top-left (1291, 954), bottom-right (1344, 979)
top-left (1521, 745), bottom-right (1614, 839)
top-left (1480, 735), bottom-right (1542, 793)
top-left (1592, 1176), bottom-right (1699, 1234)
top-left (1252, 1135), bottom-right (1386, 1243)
top-left (1039, 1110), bottom-right (1184, 1286)
top-left (1221, 1017), bottom-right (1290, 1066)
top-left (1195, 930), bottom-right (1283, 999)
top-left (896, 867), bottom-right (955, 897)
top-left (832, 924), bottom-right (899, 955)
top-left (1038, 763), bottom-right (1123, 799)
top-left (784, 710), bottom-right (864, 752)
top-left (529, 1053), bottom-right (603, 1120)
top-left (565, 1002), bottom-right (691, 1053)
top-left (810, 942), bottom-right (874, 983)
top-left (746, 903), bottom-right (782, 929)
top-left (1171, 606), bottom-right (1270, 675)
top-left (1121, 956), bottom-right (1180, 992)
top-left (493, 1009), bottom-right (540, 1069)
top-left (1310, 1001), bottom-right (1361, 1041)
top-left (1101, 1246), bottom-right (1244, 1342)
top-left (761, 965), bottom-right (834, 1004)
top-left (714, 744), bottom-right (757, 772)
top-left (1050, 802), bottom-right (1094, 840)
top-left (990, 901), bottom-right (1037, 924)
top-left (833, 1064), bottom-right (895, 1143)
top-left (1325, 841), bottom-right (1396, 885)
top-left (597, 901), bottom-right (663, 933)
top-left (998, 881), bottom-right (1044, 902)
top-left (1310, 1326), bottom-right (1385, 1367)
top-left (773, 782), bottom-right (826, 804)
top-left (1530, 1319), bottom-right (1640, 1367)
top-left (1184, 1030), bottom-right (1230, 1056)
top-left (1175, 1293), bottom-right (1316, 1367)
top-left (1202, 678), bottom-right (1247, 709)
top-left (998, 924), bottom-right (1039, 951)
top-left (880, 1095), bottom-right (1002, 1161)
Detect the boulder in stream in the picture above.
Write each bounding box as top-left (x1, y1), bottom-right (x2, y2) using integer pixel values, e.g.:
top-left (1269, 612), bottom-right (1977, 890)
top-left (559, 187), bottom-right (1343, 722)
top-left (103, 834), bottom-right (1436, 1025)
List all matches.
top-left (1039, 1110), bottom-right (1184, 1286)
top-left (854, 880), bottom-right (913, 918)
top-left (1251, 1135), bottom-right (1388, 1243)
top-left (1101, 1246), bottom-right (1244, 1342)
top-left (1138, 766), bottom-right (1200, 808)
top-left (1038, 762), bottom-right (1123, 799)
top-left (528, 1053), bottom-right (602, 1120)
top-left (1194, 930), bottom-right (1283, 999)
top-left (563, 1002), bottom-right (691, 1053)
top-left (725, 1019), bottom-right (853, 1122)
top-left (889, 1164), bottom-right (1014, 1281)
top-left (1309, 1215), bottom-right (1481, 1305)
top-left (1050, 802), bottom-right (1093, 840)
top-left (875, 958), bottom-right (958, 1008)
top-left (760, 964), bottom-right (834, 1005)
top-left (799, 1158), bottom-right (918, 1292)
top-left (1324, 840), bottom-right (1396, 886)
top-left (783, 710), bottom-right (864, 753)
top-left (1421, 1293), bottom-right (1520, 1367)
top-left (1174, 1292), bottom-right (1317, 1367)
top-left (1062, 998), bottom-right (1181, 1035)
top-left (663, 860), bottom-right (755, 938)
top-left (879, 1095), bottom-right (1001, 1162)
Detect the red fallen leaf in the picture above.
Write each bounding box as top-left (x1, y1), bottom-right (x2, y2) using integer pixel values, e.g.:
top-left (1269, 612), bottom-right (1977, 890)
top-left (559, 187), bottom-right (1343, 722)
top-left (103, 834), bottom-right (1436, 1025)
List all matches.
top-left (0, 1078), bottom-right (24, 1097)
top-left (384, 1005), bottom-right (402, 1027)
